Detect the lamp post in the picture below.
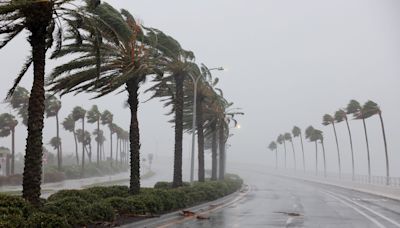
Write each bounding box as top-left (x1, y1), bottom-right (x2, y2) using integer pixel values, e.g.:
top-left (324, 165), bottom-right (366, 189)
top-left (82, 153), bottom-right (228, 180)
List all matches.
top-left (189, 66), bottom-right (224, 183)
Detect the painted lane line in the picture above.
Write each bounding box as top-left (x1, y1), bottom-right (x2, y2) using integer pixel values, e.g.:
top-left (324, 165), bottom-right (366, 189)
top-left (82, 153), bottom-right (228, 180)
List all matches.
top-left (327, 190), bottom-right (400, 228)
top-left (324, 191), bottom-right (386, 228)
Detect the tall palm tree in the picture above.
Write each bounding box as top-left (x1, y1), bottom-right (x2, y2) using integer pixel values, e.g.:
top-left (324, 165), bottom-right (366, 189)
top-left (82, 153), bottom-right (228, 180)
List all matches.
top-left (93, 129), bottom-right (105, 161)
top-left (62, 114), bottom-right (79, 165)
top-left (292, 126), bottom-right (305, 171)
top-left (87, 105), bottom-right (101, 165)
top-left (0, 0), bottom-right (93, 206)
top-left (314, 129), bottom-right (327, 178)
top-left (305, 126), bottom-right (318, 175)
top-left (322, 114), bottom-right (341, 177)
top-left (347, 99), bottom-right (371, 182)
top-left (76, 129), bottom-right (92, 163)
top-left (101, 110), bottom-right (113, 165)
top-left (0, 113), bottom-right (18, 175)
top-left (44, 95), bottom-right (62, 170)
top-left (277, 134), bottom-right (286, 168)
top-left (268, 141), bottom-right (278, 169)
top-left (8, 87), bottom-right (29, 126)
top-left (72, 106), bottom-right (86, 177)
top-left (284, 132), bottom-right (296, 170)
top-left (362, 100), bottom-right (390, 185)
top-left (334, 109), bottom-right (355, 180)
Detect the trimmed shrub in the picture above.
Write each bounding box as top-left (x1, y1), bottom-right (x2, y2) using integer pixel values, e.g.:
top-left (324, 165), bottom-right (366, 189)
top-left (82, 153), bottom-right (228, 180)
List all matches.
top-left (0, 194), bottom-right (32, 218)
top-left (85, 186), bottom-right (130, 198)
top-left (47, 189), bottom-right (99, 203)
top-left (26, 212), bottom-right (69, 228)
top-left (43, 197), bottom-right (89, 225)
top-left (84, 202), bottom-right (115, 222)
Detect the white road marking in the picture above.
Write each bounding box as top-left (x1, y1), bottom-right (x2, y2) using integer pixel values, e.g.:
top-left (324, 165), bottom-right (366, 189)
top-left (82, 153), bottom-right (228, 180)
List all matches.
top-left (324, 191), bottom-right (386, 228)
top-left (327, 191), bottom-right (400, 228)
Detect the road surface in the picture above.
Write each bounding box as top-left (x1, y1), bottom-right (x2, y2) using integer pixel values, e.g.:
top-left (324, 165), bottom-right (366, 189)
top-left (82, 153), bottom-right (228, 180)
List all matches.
top-left (165, 164), bottom-right (400, 228)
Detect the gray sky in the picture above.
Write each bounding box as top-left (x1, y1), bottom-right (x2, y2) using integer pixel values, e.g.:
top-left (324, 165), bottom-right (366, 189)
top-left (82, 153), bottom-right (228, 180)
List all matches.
top-left (1, 0), bottom-right (400, 179)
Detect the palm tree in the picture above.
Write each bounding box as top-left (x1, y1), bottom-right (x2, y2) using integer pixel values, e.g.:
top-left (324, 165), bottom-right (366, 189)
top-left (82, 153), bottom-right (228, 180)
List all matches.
top-left (268, 141), bottom-right (278, 169)
top-left (93, 129), bottom-right (105, 161)
top-left (7, 87), bottom-right (29, 126)
top-left (322, 114), bottom-right (341, 177)
top-left (292, 126), bottom-right (305, 172)
top-left (0, 0), bottom-right (92, 206)
top-left (0, 113), bottom-right (18, 175)
top-left (305, 126), bottom-right (318, 175)
top-left (101, 110), bottom-right (113, 165)
top-left (284, 132), bottom-right (296, 170)
top-left (76, 129), bottom-right (92, 163)
top-left (210, 120), bottom-right (218, 180)
top-left (362, 100), bottom-right (390, 185)
top-left (72, 106), bottom-right (86, 177)
top-left (44, 95), bottom-right (62, 170)
top-left (87, 105), bottom-right (101, 165)
top-left (314, 129), bottom-right (327, 178)
top-left (277, 134), bottom-right (286, 168)
top-left (334, 109), bottom-right (355, 180)
top-left (62, 114), bottom-right (79, 165)
top-left (347, 99), bottom-right (371, 182)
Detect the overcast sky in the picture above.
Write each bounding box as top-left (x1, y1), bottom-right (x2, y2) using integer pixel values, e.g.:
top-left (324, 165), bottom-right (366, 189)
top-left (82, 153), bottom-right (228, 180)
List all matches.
top-left (1, 0), bottom-right (400, 179)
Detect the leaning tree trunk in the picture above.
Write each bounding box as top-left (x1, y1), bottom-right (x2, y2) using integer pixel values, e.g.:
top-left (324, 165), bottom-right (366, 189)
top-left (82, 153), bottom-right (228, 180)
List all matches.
top-left (315, 141), bottom-right (318, 175)
top-left (196, 96), bottom-right (205, 182)
top-left (11, 128), bottom-right (15, 175)
top-left (300, 133), bottom-right (305, 172)
top-left (73, 130), bottom-right (79, 165)
top-left (218, 122), bottom-right (225, 180)
top-left (362, 118), bottom-right (371, 183)
top-left (22, 5), bottom-right (52, 206)
top-left (283, 141), bottom-right (287, 169)
top-left (81, 118), bottom-right (85, 177)
top-left (97, 119), bottom-right (100, 165)
top-left (345, 118), bottom-right (355, 181)
top-left (116, 137), bottom-right (119, 164)
top-left (378, 112), bottom-right (390, 185)
top-left (321, 141), bottom-right (327, 178)
top-left (127, 79), bottom-right (141, 194)
top-left (332, 123), bottom-right (341, 178)
top-left (56, 112), bottom-right (61, 170)
top-left (172, 74), bottom-right (184, 188)
top-left (290, 140), bottom-right (296, 170)
top-left (110, 126), bottom-right (113, 167)
top-left (211, 122), bottom-right (218, 180)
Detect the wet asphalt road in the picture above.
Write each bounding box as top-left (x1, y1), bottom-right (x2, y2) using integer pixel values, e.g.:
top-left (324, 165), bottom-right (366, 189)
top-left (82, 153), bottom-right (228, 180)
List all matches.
top-left (169, 165), bottom-right (400, 228)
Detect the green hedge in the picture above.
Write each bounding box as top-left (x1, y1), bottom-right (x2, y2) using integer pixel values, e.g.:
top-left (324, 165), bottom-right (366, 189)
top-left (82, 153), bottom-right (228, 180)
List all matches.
top-left (0, 174), bottom-right (243, 227)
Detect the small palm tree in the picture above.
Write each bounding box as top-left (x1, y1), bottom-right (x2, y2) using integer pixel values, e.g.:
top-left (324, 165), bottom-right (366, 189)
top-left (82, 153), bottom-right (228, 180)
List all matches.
top-left (277, 134), bottom-right (286, 168)
top-left (76, 129), bottom-right (92, 163)
top-left (101, 110), bottom-right (113, 165)
top-left (45, 95), bottom-right (62, 170)
top-left (62, 114), bottom-right (79, 165)
top-left (268, 141), bottom-right (278, 169)
top-left (362, 100), bottom-right (390, 185)
top-left (322, 114), bottom-right (341, 177)
top-left (347, 99), bottom-right (371, 182)
top-left (305, 126), bottom-right (318, 175)
top-left (292, 126), bottom-right (305, 171)
top-left (7, 87), bottom-right (29, 126)
top-left (314, 129), bottom-right (327, 177)
top-left (284, 132), bottom-right (296, 170)
top-left (334, 109), bottom-right (355, 180)
top-left (72, 106), bottom-right (86, 177)
top-left (87, 105), bottom-right (101, 165)
top-left (93, 129), bottom-right (105, 161)
top-left (0, 113), bottom-right (18, 175)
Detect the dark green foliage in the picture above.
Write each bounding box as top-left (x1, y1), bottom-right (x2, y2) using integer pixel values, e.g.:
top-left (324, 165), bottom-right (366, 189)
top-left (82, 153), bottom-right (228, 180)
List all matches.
top-left (43, 197), bottom-right (90, 225)
top-left (102, 197), bottom-right (137, 215)
top-left (84, 202), bottom-right (115, 222)
top-left (26, 212), bottom-right (69, 228)
top-left (85, 186), bottom-right (130, 198)
top-left (0, 194), bottom-right (32, 218)
top-left (47, 190), bottom-right (99, 203)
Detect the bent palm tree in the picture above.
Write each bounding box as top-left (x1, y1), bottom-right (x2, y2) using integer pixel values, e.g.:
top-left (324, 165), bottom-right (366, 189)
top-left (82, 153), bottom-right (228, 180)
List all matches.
top-left (101, 110), bottom-right (113, 165)
top-left (305, 126), bottom-right (318, 175)
top-left (87, 105), bottom-right (101, 165)
top-left (8, 87), bottom-right (29, 126)
top-left (0, 113), bottom-right (18, 175)
top-left (62, 114), bottom-right (79, 165)
top-left (45, 95), bottom-right (62, 170)
top-left (335, 109), bottom-right (355, 180)
top-left (322, 114), bottom-right (341, 177)
top-left (292, 126), bottom-right (305, 171)
top-left (277, 134), bottom-right (286, 168)
top-left (72, 106), bottom-right (86, 177)
top-left (284, 132), bottom-right (296, 170)
top-left (314, 129), bottom-right (327, 177)
top-left (362, 100), bottom-right (390, 185)
top-left (268, 141), bottom-right (278, 169)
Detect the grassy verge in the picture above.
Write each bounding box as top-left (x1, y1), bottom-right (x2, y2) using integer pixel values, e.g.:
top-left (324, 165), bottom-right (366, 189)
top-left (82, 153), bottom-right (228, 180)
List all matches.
top-left (0, 174), bottom-right (243, 227)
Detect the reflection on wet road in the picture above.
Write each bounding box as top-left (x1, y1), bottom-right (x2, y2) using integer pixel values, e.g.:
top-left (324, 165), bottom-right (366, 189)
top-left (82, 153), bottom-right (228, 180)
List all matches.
top-left (170, 164), bottom-right (400, 228)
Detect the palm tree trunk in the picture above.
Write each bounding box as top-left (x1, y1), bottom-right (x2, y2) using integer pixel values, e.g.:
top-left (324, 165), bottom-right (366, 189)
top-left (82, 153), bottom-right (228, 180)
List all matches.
top-left (196, 96), bottom-right (205, 182)
top-left (218, 122), bottom-right (225, 180)
top-left (211, 122), bottom-right (218, 180)
top-left (116, 137), bottom-right (119, 164)
top-left (73, 130), bottom-right (79, 165)
top-left (290, 141), bottom-right (296, 170)
top-left (97, 120), bottom-right (100, 165)
top-left (378, 112), bottom-right (390, 185)
top-left (56, 113), bottom-right (61, 170)
top-left (11, 128), bottom-right (15, 175)
top-left (362, 118), bottom-right (371, 183)
top-left (300, 133), bottom-right (305, 172)
top-left (127, 79), bottom-right (141, 194)
top-left (22, 7), bottom-right (52, 205)
top-left (283, 141), bottom-right (287, 169)
top-left (172, 74), bottom-right (184, 188)
top-left (110, 127), bottom-right (113, 167)
top-left (275, 148), bottom-right (278, 169)
top-left (332, 123), bottom-right (341, 178)
top-left (345, 118), bottom-right (355, 181)
top-left (81, 118), bottom-right (85, 177)
top-left (315, 141), bottom-right (318, 175)
top-left (321, 141), bottom-right (327, 178)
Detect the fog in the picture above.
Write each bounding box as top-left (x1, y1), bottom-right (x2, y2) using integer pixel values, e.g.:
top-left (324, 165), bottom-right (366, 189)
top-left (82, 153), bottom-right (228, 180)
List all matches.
top-left (1, 0), bottom-right (400, 179)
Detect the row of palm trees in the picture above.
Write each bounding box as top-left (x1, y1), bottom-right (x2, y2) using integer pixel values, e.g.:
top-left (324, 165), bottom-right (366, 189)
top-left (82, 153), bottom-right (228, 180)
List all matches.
top-left (0, 0), bottom-right (241, 206)
top-left (268, 99), bottom-right (389, 184)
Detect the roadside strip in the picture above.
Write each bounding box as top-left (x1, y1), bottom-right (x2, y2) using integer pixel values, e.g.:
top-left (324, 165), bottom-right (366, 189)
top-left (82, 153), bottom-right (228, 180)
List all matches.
top-left (122, 184), bottom-right (251, 228)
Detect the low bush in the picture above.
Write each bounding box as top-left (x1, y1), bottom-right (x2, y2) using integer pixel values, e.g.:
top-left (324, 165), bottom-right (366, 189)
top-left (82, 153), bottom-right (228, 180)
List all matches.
top-left (85, 186), bottom-right (130, 198)
top-left (102, 197), bottom-right (137, 215)
top-left (26, 212), bottom-right (69, 228)
top-left (47, 189), bottom-right (99, 203)
top-left (84, 202), bottom-right (115, 222)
